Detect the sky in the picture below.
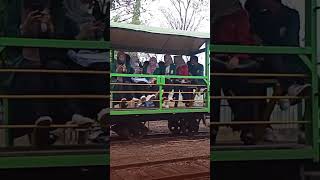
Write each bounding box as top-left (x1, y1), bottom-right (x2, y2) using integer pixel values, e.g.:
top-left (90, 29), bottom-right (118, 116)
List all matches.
top-left (136, 0), bottom-right (210, 67)
top-left (142, 0), bottom-right (210, 33)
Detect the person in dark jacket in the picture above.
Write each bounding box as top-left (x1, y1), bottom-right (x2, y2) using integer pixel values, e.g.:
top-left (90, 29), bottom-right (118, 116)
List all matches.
top-left (111, 51), bottom-right (134, 108)
top-left (174, 56), bottom-right (193, 107)
top-left (245, 0), bottom-right (310, 109)
top-left (245, 0), bottom-right (310, 143)
top-left (189, 56), bottom-right (204, 76)
top-left (189, 56), bottom-right (206, 102)
top-left (162, 54), bottom-right (177, 108)
top-left (212, 0), bottom-right (259, 145)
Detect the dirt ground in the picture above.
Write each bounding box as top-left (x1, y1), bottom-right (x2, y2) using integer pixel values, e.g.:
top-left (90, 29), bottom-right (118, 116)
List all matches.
top-left (111, 138), bottom-right (209, 166)
top-left (111, 120), bottom-right (209, 166)
top-left (110, 120), bottom-right (210, 179)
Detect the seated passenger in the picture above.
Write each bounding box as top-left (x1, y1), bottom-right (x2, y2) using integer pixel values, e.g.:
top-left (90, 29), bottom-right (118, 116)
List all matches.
top-left (162, 54), bottom-right (177, 108)
top-left (174, 56), bottom-right (193, 107)
top-left (189, 56), bottom-right (204, 76)
top-left (189, 56), bottom-right (206, 94)
top-left (130, 57), bottom-right (154, 107)
top-left (111, 51), bottom-right (134, 108)
top-left (8, 0), bottom-right (81, 145)
top-left (140, 57), bottom-right (158, 107)
top-left (62, 0), bottom-right (109, 143)
top-left (156, 61), bottom-right (166, 75)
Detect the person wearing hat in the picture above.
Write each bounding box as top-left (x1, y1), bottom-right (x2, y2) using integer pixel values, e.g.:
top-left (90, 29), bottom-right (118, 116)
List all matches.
top-left (212, 0), bottom-right (260, 145)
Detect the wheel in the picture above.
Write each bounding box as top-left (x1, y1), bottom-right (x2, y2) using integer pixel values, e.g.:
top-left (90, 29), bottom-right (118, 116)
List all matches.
top-left (127, 122), bottom-right (148, 140)
top-left (181, 116), bottom-right (200, 136)
top-left (111, 122), bottom-right (148, 140)
top-left (168, 118), bottom-right (181, 135)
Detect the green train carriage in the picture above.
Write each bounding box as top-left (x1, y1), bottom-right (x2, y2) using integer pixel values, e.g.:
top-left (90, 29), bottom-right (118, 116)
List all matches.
top-left (110, 22), bottom-right (210, 138)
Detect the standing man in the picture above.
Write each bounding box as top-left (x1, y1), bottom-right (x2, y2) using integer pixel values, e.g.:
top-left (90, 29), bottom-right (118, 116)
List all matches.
top-left (212, 0), bottom-right (259, 145)
top-left (245, 0), bottom-right (310, 109)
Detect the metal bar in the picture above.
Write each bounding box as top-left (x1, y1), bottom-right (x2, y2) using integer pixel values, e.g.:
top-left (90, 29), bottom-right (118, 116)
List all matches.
top-left (110, 108), bottom-right (209, 116)
top-left (111, 91), bottom-right (158, 94)
top-left (0, 154), bottom-right (109, 169)
top-left (3, 99), bottom-right (12, 147)
top-left (211, 148), bottom-right (314, 162)
top-left (299, 54), bottom-right (313, 72)
top-left (0, 37), bottom-right (109, 49)
top-left (211, 96), bottom-right (307, 100)
top-left (0, 69), bottom-right (110, 74)
top-left (206, 41), bottom-right (211, 111)
top-left (0, 124), bottom-right (106, 129)
top-left (211, 121), bottom-right (309, 125)
top-left (211, 73), bottom-right (308, 77)
top-left (211, 45), bottom-right (312, 54)
top-left (111, 91), bottom-right (205, 94)
top-left (0, 95), bottom-right (109, 99)
top-left (111, 99), bottom-right (207, 103)
top-left (310, 0), bottom-right (319, 162)
top-left (111, 73), bottom-right (206, 79)
top-left (111, 83), bottom-right (158, 86)
top-left (163, 84), bottom-right (206, 87)
top-left (110, 91), bottom-right (159, 94)
top-left (110, 83), bottom-right (206, 87)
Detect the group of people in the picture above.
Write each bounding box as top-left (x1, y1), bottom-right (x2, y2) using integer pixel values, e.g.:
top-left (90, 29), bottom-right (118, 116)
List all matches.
top-left (3, 0), bottom-right (109, 145)
top-left (212, 0), bottom-right (310, 144)
top-left (111, 52), bottom-right (206, 109)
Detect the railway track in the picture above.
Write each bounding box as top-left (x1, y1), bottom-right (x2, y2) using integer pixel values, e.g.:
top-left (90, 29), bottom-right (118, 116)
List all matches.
top-left (110, 131), bottom-right (209, 143)
top-left (110, 155), bottom-right (210, 180)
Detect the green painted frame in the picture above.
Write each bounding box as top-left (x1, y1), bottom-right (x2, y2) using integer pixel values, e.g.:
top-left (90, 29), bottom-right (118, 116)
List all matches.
top-left (0, 38), bottom-right (109, 168)
top-left (110, 24), bottom-right (211, 116)
top-left (211, 0), bottom-right (319, 162)
top-left (110, 43), bottom-right (210, 116)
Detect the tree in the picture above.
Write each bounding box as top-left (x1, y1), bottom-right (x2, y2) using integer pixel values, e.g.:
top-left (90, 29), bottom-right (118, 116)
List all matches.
top-left (160, 0), bottom-right (209, 31)
top-left (111, 0), bottom-right (153, 25)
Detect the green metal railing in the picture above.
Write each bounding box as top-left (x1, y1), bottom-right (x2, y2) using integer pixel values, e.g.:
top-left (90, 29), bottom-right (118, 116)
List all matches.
top-left (0, 37), bottom-right (109, 168)
top-left (110, 42), bottom-right (210, 116)
top-left (110, 73), bottom-right (210, 116)
top-left (211, 0), bottom-right (319, 162)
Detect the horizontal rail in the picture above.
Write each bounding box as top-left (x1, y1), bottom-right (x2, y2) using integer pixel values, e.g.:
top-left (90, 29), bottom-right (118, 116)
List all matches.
top-left (0, 69), bottom-right (110, 74)
top-left (111, 99), bottom-right (207, 103)
top-left (211, 96), bottom-right (307, 100)
top-left (110, 83), bottom-right (207, 87)
top-left (164, 99), bottom-right (207, 102)
top-left (0, 37), bottom-right (109, 49)
top-left (110, 155), bottom-right (209, 170)
top-left (211, 45), bottom-right (312, 54)
top-left (211, 73), bottom-right (308, 77)
top-left (111, 91), bottom-right (206, 94)
top-left (111, 83), bottom-right (158, 86)
top-left (111, 73), bottom-right (208, 79)
top-left (211, 121), bottom-right (309, 125)
top-left (112, 107), bottom-right (207, 110)
top-left (111, 91), bottom-right (158, 94)
top-left (161, 84), bottom-right (206, 87)
top-left (0, 95), bottom-right (109, 99)
top-left (0, 124), bottom-right (107, 129)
